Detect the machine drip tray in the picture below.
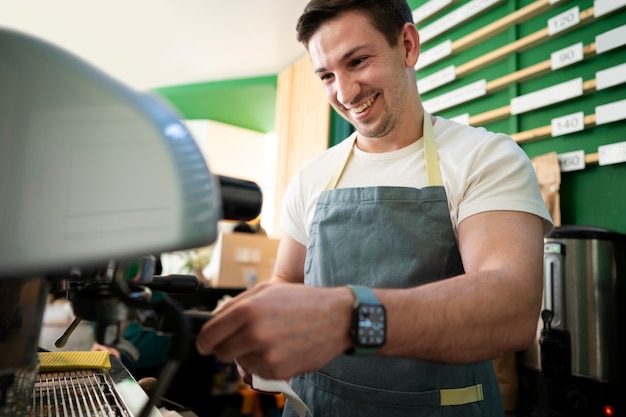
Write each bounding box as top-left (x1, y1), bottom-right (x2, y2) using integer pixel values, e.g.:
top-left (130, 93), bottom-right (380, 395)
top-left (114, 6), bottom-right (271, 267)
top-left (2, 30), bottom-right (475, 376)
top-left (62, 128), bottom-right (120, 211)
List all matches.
top-left (32, 369), bottom-right (131, 417)
top-left (29, 357), bottom-right (160, 417)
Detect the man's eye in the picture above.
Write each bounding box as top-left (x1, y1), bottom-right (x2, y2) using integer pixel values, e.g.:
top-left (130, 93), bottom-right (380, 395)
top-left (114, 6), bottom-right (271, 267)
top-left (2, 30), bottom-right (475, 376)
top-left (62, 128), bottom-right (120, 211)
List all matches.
top-left (352, 57), bottom-right (367, 67)
top-left (320, 73), bottom-right (334, 82)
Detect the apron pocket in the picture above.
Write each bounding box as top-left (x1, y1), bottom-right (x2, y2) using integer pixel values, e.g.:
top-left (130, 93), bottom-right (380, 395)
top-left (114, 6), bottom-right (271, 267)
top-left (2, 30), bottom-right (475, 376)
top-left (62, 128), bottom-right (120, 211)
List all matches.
top-left (288, 372), bottom-right (479, 417)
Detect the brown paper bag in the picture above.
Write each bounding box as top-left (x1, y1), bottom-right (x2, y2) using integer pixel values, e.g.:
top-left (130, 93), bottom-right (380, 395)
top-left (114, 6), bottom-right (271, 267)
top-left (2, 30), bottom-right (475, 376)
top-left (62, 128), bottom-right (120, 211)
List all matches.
top-left (531, 152), bottom-right (561, 226)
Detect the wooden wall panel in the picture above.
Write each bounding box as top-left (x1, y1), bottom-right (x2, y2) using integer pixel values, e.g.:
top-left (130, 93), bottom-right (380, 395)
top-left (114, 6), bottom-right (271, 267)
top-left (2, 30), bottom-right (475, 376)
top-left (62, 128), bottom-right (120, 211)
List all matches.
top-left (272, 54), bottom-right (330, 236)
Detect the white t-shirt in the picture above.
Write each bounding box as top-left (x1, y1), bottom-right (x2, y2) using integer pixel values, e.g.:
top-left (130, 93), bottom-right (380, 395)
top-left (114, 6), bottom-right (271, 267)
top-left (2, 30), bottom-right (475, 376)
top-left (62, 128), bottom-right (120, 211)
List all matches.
top-left (281, 117), bottom-right (553, 246)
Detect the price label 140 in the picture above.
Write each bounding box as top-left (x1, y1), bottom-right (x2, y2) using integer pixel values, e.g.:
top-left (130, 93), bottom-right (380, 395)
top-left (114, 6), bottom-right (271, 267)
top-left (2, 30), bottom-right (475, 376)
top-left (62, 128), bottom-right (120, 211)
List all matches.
top-left (552, 112), bottom-right (585, 137)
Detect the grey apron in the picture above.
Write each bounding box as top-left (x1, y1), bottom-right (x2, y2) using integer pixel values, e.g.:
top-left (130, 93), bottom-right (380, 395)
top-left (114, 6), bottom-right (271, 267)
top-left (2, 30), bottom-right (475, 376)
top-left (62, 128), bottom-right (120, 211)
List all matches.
top-left (283, 114), bottom-right (504, 417)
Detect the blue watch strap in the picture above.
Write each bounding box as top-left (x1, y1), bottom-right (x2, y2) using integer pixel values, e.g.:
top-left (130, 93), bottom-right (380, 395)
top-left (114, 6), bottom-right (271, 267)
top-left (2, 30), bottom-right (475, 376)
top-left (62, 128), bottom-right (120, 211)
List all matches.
top-left (347, 284), bottom-right (379, 305)
top-left (346, 285), bottom-right (385, 356)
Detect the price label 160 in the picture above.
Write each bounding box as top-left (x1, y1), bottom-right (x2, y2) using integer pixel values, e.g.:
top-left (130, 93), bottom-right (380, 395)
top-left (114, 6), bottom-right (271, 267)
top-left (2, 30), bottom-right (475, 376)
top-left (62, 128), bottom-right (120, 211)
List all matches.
top-left (558, 150), bottom-right (585, 172)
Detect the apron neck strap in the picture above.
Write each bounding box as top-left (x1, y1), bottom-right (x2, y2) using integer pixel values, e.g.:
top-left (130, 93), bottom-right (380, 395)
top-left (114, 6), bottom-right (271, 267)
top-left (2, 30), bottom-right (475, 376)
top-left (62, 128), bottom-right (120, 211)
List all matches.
top-left (423, 111), bottom-right (443, 187)
top-left (325, 111), bottom-right (442, 191)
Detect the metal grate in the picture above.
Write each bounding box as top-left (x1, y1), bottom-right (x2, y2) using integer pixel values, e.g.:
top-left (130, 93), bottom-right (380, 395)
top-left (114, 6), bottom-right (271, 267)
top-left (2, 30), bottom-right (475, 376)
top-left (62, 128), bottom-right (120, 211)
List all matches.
top-left (31, 369), bottom-right (132, 417)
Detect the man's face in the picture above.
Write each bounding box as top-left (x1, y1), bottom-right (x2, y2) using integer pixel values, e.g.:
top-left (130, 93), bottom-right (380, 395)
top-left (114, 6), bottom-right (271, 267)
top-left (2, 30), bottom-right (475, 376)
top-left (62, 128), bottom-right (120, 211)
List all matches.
top-left (308, 11), bottom-right (410, 141)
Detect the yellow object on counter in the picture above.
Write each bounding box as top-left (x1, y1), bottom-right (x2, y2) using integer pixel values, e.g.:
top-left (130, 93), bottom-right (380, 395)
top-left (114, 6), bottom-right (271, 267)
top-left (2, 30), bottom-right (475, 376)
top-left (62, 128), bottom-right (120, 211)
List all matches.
top-left (39, 351), bottom-right (111, 372)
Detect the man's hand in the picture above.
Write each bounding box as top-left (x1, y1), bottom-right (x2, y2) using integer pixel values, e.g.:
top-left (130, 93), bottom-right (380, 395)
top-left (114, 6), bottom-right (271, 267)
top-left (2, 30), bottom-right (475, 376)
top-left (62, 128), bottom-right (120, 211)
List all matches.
top-left (196, 283), bottom-right (353, 381)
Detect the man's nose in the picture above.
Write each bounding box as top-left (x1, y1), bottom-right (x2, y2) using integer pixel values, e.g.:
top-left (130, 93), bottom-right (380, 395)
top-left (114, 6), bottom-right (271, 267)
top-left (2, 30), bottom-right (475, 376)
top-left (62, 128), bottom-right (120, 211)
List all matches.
top-left (335, 74), bottom-right (359, 108)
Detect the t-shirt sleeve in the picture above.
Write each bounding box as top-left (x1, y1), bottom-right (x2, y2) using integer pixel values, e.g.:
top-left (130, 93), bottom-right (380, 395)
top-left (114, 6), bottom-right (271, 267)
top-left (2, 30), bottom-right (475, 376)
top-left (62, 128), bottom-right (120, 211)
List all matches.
top-left (457, 133), bottom-right (553, 234)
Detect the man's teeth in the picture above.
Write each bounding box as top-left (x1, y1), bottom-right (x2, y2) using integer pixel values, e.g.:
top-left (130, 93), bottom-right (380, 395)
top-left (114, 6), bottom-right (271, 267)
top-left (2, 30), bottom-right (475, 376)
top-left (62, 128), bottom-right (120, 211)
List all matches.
top-left (352, 97), bottom-right (375, 113)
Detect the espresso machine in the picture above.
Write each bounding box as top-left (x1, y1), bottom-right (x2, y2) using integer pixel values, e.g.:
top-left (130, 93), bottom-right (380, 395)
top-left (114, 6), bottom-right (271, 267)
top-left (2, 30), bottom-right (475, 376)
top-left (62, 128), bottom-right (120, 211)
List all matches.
top-left (519, 225), bottom-right (626, 417)
top-left (0, 27), bottom-right (262, 417)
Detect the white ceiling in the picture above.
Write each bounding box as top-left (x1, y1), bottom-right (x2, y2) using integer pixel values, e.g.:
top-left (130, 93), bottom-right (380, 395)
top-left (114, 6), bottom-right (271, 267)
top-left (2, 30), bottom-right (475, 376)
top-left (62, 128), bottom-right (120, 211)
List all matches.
top-left (0, 0), bottom-right (311, 91)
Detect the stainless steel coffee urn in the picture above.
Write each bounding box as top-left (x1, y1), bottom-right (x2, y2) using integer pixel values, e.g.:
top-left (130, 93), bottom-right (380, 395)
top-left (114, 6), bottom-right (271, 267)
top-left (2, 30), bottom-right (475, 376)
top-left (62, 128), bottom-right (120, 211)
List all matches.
top-left (519, 225), bottom-right (626, 417)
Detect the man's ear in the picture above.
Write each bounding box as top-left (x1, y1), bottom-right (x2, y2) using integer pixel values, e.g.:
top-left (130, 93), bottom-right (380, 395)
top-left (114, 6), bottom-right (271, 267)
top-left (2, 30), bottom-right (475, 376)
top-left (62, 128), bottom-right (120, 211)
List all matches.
top-left (401, 23), bottom-right (420, 68)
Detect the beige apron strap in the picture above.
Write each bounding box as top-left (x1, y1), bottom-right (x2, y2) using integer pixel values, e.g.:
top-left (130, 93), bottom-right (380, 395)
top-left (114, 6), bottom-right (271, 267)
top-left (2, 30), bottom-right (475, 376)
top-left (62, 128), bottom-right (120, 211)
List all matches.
top-left (324, 134), bottom-right (356, 191)
top-left (440, 383), bottom-right (484, 406)
top-left (325, 111), bottom-right (442, 190)
top-left (423, 111), bottom-right (443, 187)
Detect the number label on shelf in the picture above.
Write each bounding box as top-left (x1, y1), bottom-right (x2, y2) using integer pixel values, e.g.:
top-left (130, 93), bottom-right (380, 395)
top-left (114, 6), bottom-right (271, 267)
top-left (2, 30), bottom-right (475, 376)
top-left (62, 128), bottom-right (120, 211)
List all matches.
top-left (596, 24), bottom-right (626, 54)
top-left (548, 6), bottom-right (580, 36)
top-left (599, 141), bottom-right (626, 166)
top-left (418, 65), bottom-right (456, 93)
top-left (596, 99), bottom-right (626, 125)
top-left (596, 62), bottom-right (626, 91)
top-left (551, 42), bottom-right (583, 70)
top-left (416, 40), bottom-right (452, 70)
top-left (423, 79), bottom-right (486, 113)
top-left (558, 150), bottom-right (586, 172)
top-left (594, 0), bottom-right (626, 18)
top-left (552, 112), bottom-right (585, 137)
top-left (511, 77), bottom-right (583, 115)
top-left (412, 0), bottom-right (454, 25)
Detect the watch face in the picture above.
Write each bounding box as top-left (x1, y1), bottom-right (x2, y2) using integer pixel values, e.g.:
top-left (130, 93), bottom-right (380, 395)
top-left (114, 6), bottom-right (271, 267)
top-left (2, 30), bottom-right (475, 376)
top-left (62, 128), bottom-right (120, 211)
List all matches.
top-left (355, 302), bottom-right (386, 347)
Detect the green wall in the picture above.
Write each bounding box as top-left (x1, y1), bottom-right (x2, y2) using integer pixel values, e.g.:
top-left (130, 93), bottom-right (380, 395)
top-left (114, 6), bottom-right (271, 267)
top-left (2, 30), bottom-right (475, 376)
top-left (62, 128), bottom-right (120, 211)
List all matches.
top-left (332, 0), bottom-right (626, 233)
top-left (153, 75), bottom-right (277, 134)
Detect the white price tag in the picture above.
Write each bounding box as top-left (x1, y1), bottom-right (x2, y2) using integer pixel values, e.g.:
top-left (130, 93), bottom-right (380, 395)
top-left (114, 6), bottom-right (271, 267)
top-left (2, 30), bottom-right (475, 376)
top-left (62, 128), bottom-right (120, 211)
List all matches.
top-left (418, 65), bottom-right (456, 93)
top-left (511, 77), bottom-right (583, 115)
top-left (558, 150), bottom-right (586, 172)
top-left (420, 0), bottom-right (503, 42)
top-left (551, 112), bottom-right (585, 136)
top-left (413, 0), bottom-right (454, 24)
top-left (423, 79), bottom-right (486, 113)
top-left (548, 6), bottom-right (580, 36)
top-left (596, 99), bottom-right (626, 125)
top-left (416, 40), bottom-right (452, 70)
top-left (596, 24), bottom-right (626, 54)
top-left (598, 141), bottom-right (626, 166)
top-left (551, 42), bottom-right (584, 70)
top-left (596, 62), bottom-right (626, 91)
top-left (594, 0), bottom-right (626, 18)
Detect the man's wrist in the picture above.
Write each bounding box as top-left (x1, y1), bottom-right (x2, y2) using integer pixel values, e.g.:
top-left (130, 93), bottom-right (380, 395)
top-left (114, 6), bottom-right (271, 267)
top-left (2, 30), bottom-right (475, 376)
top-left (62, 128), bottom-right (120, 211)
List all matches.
top-left (345, 285), bottom-right (386, 356)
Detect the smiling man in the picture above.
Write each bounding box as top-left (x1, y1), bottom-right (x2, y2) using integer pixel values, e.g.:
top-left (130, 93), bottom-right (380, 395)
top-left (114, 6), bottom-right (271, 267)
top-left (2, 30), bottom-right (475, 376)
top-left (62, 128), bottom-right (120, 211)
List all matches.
top-left (196, 1), bottom-right (553, 416)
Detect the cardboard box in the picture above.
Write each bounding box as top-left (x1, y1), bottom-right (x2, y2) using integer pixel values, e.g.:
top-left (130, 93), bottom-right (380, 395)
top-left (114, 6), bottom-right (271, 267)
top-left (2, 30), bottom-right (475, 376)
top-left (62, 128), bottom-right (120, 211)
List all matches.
top-left (210, 232), bottom-right (280, 288)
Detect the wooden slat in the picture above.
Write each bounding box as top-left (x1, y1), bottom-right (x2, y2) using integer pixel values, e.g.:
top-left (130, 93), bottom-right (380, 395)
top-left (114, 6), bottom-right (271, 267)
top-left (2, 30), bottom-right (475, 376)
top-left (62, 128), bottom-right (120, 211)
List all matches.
top-left (586, 153), bottom-right (599, 164)
top-left (456, 7), bottom-right (595, 78)
top-left (511, 114), bottom-right (597, 143)
top-left (485, 43), bottom-right (597, 93)
top-left (470, 76), bottom-right (599, 126)
top-left (452, 0), bottom-right (557, 52)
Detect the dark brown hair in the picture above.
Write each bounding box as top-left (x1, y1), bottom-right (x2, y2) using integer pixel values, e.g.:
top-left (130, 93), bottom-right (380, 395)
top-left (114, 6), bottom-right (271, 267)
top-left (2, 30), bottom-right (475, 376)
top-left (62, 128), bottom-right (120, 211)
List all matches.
top-left (296, 0), bottom-right (414, 48)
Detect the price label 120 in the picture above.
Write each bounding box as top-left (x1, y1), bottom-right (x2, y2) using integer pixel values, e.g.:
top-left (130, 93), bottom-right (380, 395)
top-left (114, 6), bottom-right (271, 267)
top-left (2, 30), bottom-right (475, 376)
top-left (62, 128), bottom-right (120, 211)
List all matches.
top-left (548, 6), bottom-right (580, 36)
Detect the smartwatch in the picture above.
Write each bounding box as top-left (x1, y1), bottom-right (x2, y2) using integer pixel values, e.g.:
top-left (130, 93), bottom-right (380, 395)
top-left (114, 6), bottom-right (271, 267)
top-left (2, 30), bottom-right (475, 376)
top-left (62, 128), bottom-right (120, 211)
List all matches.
top-left (346, 284), bottom-right (386, 356)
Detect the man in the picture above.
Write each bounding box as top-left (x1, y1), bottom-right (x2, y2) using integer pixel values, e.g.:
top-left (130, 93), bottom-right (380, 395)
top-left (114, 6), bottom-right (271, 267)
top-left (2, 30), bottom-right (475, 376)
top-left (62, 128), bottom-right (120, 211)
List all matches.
top-left (196, 0), bottom-right (552, 415)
